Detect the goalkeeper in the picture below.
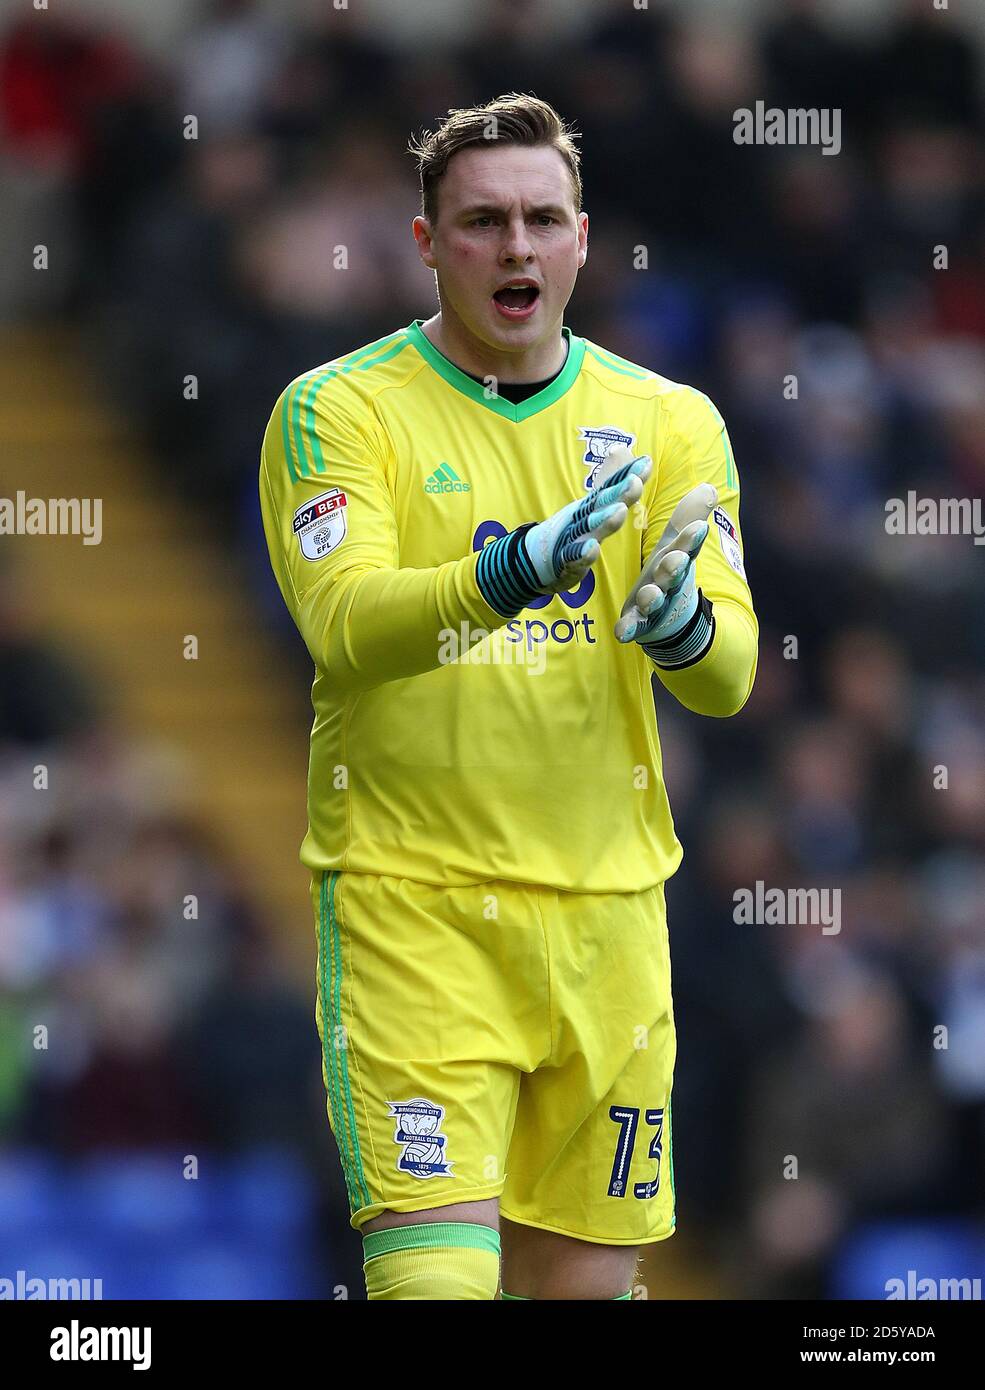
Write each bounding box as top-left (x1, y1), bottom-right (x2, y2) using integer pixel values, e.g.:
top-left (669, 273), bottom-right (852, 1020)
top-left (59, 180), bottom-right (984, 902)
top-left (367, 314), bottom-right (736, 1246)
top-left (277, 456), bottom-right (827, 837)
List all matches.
top-left (259, 92), bottom-right (758, 1301)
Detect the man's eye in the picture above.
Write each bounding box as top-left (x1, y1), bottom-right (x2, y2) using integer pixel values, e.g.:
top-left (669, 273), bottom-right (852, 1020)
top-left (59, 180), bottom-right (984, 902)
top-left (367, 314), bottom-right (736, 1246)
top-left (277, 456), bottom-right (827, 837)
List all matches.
top-left (536, 216), bottom-right (556, 227)
top-left (472, 216), bottom-right (494, 227)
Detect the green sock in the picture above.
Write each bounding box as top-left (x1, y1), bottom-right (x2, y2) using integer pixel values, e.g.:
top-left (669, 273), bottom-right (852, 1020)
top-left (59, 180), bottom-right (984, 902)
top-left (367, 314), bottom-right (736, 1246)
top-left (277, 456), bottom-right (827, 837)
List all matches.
top-left (501, 1290), bottom-right (632, 1299)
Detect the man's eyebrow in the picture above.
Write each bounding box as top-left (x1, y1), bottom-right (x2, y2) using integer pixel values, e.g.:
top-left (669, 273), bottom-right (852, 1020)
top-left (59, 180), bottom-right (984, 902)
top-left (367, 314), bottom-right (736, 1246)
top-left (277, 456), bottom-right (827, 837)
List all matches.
top-left (457, 201), bottom-right (570, 219)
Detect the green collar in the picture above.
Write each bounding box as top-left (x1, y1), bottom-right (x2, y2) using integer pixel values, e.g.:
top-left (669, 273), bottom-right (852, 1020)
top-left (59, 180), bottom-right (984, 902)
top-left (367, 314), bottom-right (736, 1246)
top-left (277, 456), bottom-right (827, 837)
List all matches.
top-left (406, 319), bottom-right (585, 422)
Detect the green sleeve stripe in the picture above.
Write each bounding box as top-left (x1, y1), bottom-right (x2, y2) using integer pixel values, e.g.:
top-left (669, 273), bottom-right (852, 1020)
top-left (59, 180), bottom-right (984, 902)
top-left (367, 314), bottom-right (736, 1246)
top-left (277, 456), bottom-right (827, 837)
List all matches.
top-left (724, 431), bottom-right (736, 490)
top-left (280, 382), bottom-right (301, 483)
top-left (335, 329), bottom-right (409, 366)
top-left (277, 333), bottom-right (410, 482)
top-left (363, 1223), bottom-right (501, 1261)
top-left (585, 343), bottom-right (652, 380)
top-left (688, 388), bottom-right (736, 489)
top-left (597, 344), bottom-right (655, 376)
top-left (296, 335), bottom-right (410, 476)
top-left (294, 373), bottom-right (322, 478)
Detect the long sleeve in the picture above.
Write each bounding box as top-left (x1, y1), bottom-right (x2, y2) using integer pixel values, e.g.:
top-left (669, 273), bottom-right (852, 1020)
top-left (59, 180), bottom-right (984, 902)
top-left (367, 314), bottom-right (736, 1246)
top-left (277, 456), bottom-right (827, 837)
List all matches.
top-left (259, 376), bottom-right (510, 696)
top-left (645, 387), bottom-right (759, 717)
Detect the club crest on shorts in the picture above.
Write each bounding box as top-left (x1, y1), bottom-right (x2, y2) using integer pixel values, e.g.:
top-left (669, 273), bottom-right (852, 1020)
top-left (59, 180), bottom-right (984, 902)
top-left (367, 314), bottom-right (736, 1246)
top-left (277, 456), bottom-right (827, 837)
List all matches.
top-left (578, 426), bottom-right (637, 489)
top-left (388, 1098), bottom-right (452, 1179)
top-left (293, 488), bottom-right (348, 561)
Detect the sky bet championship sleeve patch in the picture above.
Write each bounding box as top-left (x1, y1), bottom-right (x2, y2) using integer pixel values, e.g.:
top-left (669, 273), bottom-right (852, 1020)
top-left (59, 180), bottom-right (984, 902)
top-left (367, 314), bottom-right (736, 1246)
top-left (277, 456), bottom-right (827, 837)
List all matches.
top-left (293, 488), bottom-right (348, 561)
top-left (712, 505), bottom-right (746, 578)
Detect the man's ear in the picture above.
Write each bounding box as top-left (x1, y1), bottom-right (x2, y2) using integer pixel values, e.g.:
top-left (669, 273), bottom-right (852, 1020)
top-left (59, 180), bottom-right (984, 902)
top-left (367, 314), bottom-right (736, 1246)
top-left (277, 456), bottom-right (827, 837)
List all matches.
top-left (577, 210), bottom-right (588, 267)
top-left (413, 215), bottom-right (438, 270)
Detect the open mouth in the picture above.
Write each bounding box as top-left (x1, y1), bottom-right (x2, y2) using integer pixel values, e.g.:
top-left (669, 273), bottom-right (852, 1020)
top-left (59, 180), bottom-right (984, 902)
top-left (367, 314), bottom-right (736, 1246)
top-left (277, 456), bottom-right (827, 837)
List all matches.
top-left (492, 284), bottom-right (540, 318)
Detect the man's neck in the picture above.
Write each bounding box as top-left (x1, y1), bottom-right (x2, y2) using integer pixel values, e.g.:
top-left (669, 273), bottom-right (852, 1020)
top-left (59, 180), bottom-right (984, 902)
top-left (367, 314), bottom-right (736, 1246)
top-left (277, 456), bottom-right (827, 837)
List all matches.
top-left (419, 312), bottom-right (567, 385)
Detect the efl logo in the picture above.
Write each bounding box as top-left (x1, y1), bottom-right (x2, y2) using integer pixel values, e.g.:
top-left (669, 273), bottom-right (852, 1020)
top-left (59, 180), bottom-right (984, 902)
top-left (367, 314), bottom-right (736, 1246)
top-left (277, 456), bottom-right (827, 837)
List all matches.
top-left (293, 488), bottom-right (348, 561)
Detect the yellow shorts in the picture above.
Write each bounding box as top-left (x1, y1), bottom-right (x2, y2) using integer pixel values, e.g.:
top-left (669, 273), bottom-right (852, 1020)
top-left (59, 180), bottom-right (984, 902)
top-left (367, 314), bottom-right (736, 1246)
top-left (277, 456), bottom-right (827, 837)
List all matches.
top-left (311, 869), bottom-right (677, 1246)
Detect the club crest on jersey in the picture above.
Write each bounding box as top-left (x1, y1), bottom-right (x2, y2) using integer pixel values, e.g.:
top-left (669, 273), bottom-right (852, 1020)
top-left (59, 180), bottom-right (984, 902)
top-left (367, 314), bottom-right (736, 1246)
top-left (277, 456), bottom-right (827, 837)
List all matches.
top-left (712, 506), bottom-right (746, 578)
top-left (578, 426), bottom-right (637, 489)
top-left (388, 1098), bottom-right (452, 1179)
top-left (293, 488), bottom-right (347, 561)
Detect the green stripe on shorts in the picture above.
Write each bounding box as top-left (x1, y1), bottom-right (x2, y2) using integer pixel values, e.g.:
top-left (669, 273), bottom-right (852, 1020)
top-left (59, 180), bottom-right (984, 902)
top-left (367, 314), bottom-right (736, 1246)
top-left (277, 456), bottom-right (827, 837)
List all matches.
top-left (327, 871), bottom-right (371, 1209)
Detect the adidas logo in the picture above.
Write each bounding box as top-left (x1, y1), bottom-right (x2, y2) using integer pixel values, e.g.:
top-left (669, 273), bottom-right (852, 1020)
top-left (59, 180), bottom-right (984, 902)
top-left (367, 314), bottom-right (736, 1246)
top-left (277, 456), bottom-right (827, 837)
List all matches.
top-left (424, 463), bottom-right (471, 494)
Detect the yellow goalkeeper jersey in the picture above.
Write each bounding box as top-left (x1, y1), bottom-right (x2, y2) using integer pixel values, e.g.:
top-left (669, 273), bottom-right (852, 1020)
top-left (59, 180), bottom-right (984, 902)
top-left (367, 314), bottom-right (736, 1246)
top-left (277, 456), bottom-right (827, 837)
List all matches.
top-left (259, 319), bottom-right (758, 892)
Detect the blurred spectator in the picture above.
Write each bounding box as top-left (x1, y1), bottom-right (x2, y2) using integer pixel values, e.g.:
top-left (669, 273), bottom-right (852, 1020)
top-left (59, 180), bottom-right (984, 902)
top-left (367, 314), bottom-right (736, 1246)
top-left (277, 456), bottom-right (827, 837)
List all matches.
top-left (877, 0), bottom-right (982, 130)
top-left (177, 0), bottom-right (288, 138)
top-left (0, 12), bottom-right (159, 313)
top-left (742, 974), bottom-right (953, 1298)
top-left (0, 569), bottom-right (97, 745)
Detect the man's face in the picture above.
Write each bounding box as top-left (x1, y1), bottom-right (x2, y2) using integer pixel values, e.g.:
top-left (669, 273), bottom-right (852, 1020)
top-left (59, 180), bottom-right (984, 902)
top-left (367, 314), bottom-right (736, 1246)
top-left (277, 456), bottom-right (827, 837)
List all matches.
top-left (413, 143), bottom-right (588, 357)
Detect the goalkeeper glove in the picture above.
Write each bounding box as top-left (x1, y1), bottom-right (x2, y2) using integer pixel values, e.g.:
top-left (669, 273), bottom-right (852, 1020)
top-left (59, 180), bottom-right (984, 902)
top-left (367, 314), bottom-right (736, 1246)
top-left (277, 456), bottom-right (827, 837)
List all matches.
top-left (476, 447), bottom-right (652, 617)
top-left (615, 482), bottom-right (718, 668)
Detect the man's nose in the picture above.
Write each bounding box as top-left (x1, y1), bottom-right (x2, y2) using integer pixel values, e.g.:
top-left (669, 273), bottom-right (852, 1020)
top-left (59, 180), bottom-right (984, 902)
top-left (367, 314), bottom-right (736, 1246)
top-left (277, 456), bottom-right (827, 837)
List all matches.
top-left (500, 217), bottom-right (534, 261)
